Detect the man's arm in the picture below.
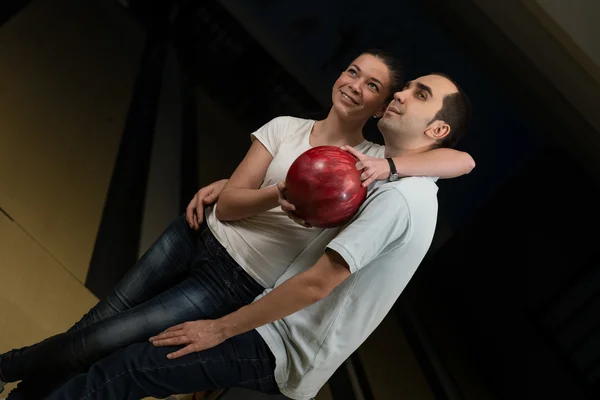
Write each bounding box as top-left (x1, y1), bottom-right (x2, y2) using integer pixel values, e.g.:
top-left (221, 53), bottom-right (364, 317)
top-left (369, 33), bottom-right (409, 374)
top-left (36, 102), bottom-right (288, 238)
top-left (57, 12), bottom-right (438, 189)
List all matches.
top-left (150, 188), bottom-right (410, 359)
top-left (150, 250), bottom-right (350, 359)
top-left (221, 249), bottom-right (349, 337)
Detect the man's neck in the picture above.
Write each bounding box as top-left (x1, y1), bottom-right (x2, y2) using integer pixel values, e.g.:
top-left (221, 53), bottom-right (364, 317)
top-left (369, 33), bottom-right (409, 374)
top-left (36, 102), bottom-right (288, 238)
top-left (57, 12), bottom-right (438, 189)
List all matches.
top-left (384, 143), bottom-right (432, 159)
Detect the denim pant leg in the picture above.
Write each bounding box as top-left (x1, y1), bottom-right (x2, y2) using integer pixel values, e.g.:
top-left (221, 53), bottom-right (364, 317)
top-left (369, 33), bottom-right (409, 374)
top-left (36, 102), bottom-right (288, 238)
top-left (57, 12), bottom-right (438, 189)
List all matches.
top-left (67, 215), bottom-right (199, 333)
top-left (2, 227), bottom-right (265, 399)
top-left (1, 216), bottom-right (200, 398)
top-left (44, 330), bottom-right (279, 400)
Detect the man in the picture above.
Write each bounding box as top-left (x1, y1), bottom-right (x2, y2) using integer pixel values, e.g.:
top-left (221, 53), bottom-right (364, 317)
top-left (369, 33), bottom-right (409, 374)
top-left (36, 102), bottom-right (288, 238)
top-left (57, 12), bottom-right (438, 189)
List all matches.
top-left (45, 73), bottom-right (472, 400)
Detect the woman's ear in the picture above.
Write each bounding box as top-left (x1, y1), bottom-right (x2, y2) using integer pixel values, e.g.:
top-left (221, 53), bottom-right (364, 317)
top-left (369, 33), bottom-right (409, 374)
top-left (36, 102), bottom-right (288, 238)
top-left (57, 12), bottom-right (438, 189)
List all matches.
top-left (373, 104), bottom-right (387, 119)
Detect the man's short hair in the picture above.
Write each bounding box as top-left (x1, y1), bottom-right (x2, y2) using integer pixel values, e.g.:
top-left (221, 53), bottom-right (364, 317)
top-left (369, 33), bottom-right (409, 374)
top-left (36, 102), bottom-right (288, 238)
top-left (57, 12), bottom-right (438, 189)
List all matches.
top-left (429, 73), bottom-right (472, 148)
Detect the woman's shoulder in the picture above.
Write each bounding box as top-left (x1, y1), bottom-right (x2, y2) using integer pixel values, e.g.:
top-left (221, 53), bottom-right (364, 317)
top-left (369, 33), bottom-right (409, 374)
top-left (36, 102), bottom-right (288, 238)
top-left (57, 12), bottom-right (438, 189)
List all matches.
top-left (266, 116), bottom-right (314, 138)
top-left (270, 115), bottom-right (314, 128)
top-left (252, 116), bottom-right (314, 147)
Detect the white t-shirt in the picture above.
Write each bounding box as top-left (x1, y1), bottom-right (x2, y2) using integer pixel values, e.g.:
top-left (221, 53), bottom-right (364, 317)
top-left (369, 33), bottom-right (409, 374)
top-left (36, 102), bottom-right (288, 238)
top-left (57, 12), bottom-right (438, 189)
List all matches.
top-left (206, 116), bottom-right (385, 288)
top-left (255, 177), bottom-right (439, 400)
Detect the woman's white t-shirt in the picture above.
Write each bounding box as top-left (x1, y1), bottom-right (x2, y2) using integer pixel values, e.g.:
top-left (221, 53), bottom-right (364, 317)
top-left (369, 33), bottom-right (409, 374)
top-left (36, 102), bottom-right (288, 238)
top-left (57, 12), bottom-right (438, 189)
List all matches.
top-left (206, 116), bottom-right (385, 288)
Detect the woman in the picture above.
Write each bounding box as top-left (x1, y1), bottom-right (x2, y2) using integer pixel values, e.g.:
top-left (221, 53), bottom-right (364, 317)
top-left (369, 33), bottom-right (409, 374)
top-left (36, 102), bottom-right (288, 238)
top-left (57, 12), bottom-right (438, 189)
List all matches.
top-left (0, 49), bottom-right (474, 399)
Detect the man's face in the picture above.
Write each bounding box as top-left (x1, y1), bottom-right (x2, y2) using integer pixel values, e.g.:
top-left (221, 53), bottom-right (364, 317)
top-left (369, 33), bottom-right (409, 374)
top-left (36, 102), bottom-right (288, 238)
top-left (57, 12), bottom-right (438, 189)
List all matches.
top-left (377, 74), bottom-right (458, 144)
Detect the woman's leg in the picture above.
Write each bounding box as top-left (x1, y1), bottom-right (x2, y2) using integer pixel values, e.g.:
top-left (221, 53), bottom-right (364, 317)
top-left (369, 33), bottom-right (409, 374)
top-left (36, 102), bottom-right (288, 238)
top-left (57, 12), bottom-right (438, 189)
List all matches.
top-left (67, 215), bottom-right (199, 333)
top-left (43, 330), bottom-right (279, 400)
top-left (2, 227), bottom-right (265, 399)
top-left (0, 215), bottom-right (199, 395)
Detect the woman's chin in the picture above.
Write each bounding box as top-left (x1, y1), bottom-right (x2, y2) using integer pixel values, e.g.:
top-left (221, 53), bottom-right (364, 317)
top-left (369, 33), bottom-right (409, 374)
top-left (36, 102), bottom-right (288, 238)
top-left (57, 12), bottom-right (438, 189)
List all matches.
top-left (332, 101), bottom-right (354, 117)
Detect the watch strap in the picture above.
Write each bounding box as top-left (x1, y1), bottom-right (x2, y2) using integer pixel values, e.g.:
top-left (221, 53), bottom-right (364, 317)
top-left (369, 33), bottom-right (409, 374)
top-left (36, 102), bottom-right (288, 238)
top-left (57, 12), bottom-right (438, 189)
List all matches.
top-left (386, 157), bottom-right (398, 178)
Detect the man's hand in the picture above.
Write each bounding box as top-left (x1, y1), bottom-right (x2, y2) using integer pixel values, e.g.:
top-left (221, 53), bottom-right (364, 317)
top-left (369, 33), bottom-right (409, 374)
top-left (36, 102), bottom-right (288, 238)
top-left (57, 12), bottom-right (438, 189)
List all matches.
top-left (341, 145), bottom-right (390, 187)
top-left (149, 320), bottom-right (227, 359)
top-left (186, 179), bottom-right (228, 229)
top-left (277, 181), bottom-right (311, 228)
top-left (149, 251), bottom-right (351, 360)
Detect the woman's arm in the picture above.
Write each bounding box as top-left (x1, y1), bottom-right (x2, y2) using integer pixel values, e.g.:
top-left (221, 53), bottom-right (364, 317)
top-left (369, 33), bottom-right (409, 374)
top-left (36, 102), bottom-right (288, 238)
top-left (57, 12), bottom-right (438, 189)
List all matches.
top-left (215, 140), bottom-right (280, 222)
top-left (392, 148), bottom-right (476, 178)
top-left (342, 146), bottom-right (475, 186)
top-left (186, 179), bottom-right (229, 229)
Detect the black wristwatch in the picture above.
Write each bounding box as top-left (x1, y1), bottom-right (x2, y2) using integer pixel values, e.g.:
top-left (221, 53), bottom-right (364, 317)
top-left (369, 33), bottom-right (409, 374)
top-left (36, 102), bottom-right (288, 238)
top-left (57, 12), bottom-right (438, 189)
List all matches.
top-left (386, 158), bottom-right (400, 181)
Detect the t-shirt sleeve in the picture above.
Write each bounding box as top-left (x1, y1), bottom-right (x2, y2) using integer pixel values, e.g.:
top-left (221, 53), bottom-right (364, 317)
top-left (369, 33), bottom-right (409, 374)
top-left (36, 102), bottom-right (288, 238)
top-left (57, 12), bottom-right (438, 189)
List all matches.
top-left (250, 116), bottom-right (291, 157)
top-left (327, 189), bottom-right (410, 273)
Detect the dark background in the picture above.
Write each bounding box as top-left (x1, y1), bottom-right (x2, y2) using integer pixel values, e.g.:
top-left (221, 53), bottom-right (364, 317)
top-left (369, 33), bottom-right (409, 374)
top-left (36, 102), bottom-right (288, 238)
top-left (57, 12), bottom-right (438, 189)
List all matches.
top-left (3, 0), bottom-right (599, 399)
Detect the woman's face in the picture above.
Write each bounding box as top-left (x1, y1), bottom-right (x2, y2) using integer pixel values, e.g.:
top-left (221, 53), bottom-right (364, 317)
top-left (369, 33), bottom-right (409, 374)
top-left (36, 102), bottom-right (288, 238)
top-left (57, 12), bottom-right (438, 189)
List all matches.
top-left (331, 54), bottom-right (392, 121)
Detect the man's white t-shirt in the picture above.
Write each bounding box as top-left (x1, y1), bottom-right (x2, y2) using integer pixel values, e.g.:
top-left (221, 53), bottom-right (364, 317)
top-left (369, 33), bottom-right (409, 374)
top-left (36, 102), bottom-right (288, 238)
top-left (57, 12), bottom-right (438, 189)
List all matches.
top-left (255, 177), bottom-right (439, 400)
top-left (206, 116), bottom-right (385, 288)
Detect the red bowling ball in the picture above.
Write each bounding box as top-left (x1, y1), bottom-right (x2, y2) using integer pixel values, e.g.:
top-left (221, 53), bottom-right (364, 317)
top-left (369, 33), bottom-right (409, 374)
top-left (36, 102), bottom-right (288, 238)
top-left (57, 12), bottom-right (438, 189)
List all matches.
top-left (285, 146), bottom-right (367, 228)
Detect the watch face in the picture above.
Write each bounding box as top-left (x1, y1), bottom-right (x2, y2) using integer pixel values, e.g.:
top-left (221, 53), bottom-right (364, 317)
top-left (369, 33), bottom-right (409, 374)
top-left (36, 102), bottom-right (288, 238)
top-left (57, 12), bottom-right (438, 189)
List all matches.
top-left (390, 174), bottom-right (400, 182)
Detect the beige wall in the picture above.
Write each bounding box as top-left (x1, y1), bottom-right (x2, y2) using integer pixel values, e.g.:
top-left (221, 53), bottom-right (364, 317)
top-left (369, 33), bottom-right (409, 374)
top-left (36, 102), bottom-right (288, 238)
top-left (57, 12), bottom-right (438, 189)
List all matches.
top-left (470, 0), bottom-right (600, 152)
top-left (0, 0), bottom-right (144, 283)
top-left (195, 88), bottom-right (250, 187)
top-left (0, 211), bottom-right (98, 394)
top-left (474, 0), bottom-right (600, 131)
top-left (532, 0), bottom-right (600, 70)
top-left (357, 315), bottom-right (436, 399)
top-left (0, 0), bottom-right (144, 392)
top-left (139, 45), bottom-right (182, 256)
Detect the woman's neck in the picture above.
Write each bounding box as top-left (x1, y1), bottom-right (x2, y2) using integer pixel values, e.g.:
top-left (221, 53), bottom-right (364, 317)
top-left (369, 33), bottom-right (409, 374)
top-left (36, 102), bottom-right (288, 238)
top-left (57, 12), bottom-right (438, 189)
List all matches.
top-left (310, 109), bottom-right (367, 147)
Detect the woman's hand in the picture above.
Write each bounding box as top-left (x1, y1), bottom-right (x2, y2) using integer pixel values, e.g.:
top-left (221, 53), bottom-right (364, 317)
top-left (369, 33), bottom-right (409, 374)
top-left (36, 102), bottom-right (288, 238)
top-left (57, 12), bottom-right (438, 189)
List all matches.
top-left (186, 179), bottom-right (228, 229)
top-left (277, 181), bottom-right (312, 228)
top-left (341, 145), bottom-right (390, 187)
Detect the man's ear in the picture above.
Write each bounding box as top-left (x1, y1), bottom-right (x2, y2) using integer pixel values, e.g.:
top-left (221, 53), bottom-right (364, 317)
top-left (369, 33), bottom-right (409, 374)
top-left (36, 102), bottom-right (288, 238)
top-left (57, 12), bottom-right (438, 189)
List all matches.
top-left (425, 120), bottom-right (451, 141)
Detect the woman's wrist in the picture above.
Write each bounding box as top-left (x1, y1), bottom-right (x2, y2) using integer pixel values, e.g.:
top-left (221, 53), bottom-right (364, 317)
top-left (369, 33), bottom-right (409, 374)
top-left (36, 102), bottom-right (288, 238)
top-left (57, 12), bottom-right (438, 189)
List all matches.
top-left (262, 184), bottom-right (281, 209)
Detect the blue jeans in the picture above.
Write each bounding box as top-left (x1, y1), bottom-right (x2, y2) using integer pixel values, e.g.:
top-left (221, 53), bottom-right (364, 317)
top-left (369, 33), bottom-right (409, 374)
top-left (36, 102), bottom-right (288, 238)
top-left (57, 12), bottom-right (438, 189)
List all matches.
top-left (1, 215), bottom-right (274, 399)
top-left (44, 330), bottom-right (279, 400)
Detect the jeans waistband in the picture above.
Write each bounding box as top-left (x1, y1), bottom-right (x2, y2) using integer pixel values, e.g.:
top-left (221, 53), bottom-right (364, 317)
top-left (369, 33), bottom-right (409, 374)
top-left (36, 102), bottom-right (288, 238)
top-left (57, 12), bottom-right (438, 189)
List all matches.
top-left (199, 220), bottom-right (265, 292)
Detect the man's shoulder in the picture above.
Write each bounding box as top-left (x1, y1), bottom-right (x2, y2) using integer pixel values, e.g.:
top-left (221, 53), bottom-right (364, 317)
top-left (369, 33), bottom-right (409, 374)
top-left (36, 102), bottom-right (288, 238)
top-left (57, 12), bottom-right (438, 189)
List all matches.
top-left (374, 177), bottom-right (438, 198)
top-left (367, 178), bottom-right (438, 251)
top-left (370, 177), bottom-right (438, 215)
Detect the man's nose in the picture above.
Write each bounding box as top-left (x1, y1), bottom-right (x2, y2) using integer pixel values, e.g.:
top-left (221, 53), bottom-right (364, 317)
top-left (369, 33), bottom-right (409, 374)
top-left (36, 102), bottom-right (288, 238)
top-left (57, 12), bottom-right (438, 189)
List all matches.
top-left (393, 91), bottom-right (406, 104)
